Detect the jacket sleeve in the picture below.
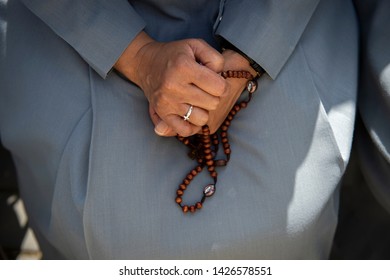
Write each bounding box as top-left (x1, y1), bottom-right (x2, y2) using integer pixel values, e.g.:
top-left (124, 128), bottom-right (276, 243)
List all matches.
top-left (215, 0), bottom-right (320, 79)
top-left (21, 0), bottom-right (146, 79)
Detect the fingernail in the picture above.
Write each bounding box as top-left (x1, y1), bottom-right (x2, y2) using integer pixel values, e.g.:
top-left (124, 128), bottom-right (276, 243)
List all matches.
top-left (154, 121), bottom-right (170, 136)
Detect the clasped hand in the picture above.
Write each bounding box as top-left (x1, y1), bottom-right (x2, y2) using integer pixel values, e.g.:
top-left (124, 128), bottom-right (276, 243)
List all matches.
top-left (115, 32), bottom-right (255, 137)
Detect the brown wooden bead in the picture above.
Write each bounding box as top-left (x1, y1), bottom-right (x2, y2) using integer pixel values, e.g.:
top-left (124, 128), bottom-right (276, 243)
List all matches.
top-left (225, 148), bottom-right (231, 154)
top-left (207, 165), bottom-right (215, 172)
top-left (190, 205), bottom-right (196, 213)
top-left (186, 174), bottom-right (193, 180)
top-left (221, 132), bottom-right (228, 138)
top-left (176, 189), bottom-right (184, 196)
top-left (221, 137), bottom-right (228, 143)
top-left (182, 205), bottom-right (189, 213)
top-left (222, 70), bottom-right (252, 79)
top-left (223, 143), bottom-right (230, 149)
top-left (221, 125), bottom-right (228, 131)
top-left (234, 105), bottom-right (241, 111)
top-left (206, 159), bottom-right (214, 166)
top-left (205, 154), bottom-right (213, 160)
top-left (196, 202), bottom-right (202, 209)
top-left (204, 143), bottom-right (211, 148)
top-left (211, 171), bottom-right (217, 178)
top-left (184, 179), bottom-right (191, 185)
top-left (224, 120), bottom-right (231, 126)
top-left (240, 102), bottom-right (248, 108)
top-left (191, 169), bottom-right (198, 176)
top-left (175, 197), bottom-right (182, 204)
top-left (183, 139), bottom-right (190, 145)
top-left (180, 184), bottom-right (187, 190)
top-left (196, 166), bottom-right (202, 172)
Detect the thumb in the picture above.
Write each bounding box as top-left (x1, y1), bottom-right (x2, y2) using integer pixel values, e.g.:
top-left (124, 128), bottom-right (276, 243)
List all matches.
top-left (154, 121), bottom-right (175, 137)
top-left (149, 105), bottom-right (175, 137)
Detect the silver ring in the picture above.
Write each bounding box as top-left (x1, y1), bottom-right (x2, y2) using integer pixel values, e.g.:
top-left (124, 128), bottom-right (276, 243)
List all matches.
top-left (183, 105), bottom-right (194, 121)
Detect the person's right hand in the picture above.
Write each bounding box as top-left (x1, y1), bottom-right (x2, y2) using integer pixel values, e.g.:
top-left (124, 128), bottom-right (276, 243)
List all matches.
top-left (147, 49), bottom-right (260, 136)
top-left (114, 31), bottom-right (226, 137)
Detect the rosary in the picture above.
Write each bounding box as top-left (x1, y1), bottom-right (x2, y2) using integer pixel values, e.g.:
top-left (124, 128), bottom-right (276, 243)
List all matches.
top-left (175, 70), bottom-right (261, 213)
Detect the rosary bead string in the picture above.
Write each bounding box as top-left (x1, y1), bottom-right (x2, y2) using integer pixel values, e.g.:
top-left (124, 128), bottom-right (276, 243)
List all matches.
top-left (175, 70), bottom-right (260, 213)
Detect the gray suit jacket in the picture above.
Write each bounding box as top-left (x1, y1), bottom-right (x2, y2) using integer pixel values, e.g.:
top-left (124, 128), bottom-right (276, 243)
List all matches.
top-left (0, 0), bottom-right (358, 259)
top-left (22, 0), bottom-right (319, 80)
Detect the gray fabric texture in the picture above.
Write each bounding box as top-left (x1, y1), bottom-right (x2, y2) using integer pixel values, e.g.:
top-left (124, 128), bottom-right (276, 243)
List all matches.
top-left (0, 0), bottom-right (358, 259)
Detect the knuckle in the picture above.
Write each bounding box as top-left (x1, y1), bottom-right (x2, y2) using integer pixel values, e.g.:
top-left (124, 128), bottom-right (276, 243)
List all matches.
top-left (160, 78), bottom-right (175, 92)
top-left (173, 55), bottom-right (191, 72)
top-left (154, 92), bottom-right (170, 109)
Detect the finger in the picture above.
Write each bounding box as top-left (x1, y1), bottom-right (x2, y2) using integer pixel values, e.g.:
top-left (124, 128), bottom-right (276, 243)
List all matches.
top-left (154, 121), bottom-right (176, 137)
top-left (192, 64), bottom-right (226, 98)
top-left (186, 40), bottom-right (226, 97)
top-left (165, 115), bottom-right (202, 137)
top-left (151, 104), bottom-right (201, 137)
top-left (178, 84), bottom-right (221, 111)
top-left (179, 104), bottom-right (209, 127)
top-left (189, 39), bottom-right (224, 73)
top-left (151, 101), bottom-right (207, 136)
top-left (149, 106), bottom-right (176, 136)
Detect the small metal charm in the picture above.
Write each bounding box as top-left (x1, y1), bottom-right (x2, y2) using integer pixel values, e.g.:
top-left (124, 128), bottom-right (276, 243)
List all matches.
top-left (246, 80), bottom-right (258, 93)
top-left (203, 184), bottom-right (216, 197)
